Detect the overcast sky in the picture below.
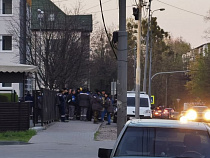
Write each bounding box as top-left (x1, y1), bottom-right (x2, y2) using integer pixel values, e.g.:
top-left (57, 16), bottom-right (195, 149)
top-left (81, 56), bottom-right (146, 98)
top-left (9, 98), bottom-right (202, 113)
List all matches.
top-left (53, 0), bottom-right (210, 48)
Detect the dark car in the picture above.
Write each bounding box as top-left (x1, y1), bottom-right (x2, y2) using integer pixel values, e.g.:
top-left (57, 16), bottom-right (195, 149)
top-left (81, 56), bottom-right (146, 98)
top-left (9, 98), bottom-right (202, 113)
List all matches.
top-left (152, 106), bottom-right (164, 118)
top-left (98, 119), bottom-right (210, 158)
top-left (161, 108), bottom-right (175, 119)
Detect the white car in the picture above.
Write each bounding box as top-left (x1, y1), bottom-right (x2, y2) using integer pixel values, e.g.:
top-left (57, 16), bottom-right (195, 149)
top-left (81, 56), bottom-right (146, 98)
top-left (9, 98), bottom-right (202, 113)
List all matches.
top-left (113, 92), bottom-right (152, 123)
top-left (98, 119), bottom-right (210, 158)
top-left (126, 91), bottom-right (152, 119)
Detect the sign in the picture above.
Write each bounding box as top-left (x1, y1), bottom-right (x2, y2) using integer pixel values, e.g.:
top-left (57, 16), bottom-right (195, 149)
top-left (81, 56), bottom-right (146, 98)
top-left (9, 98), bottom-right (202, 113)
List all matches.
top-left (151, 95), bottom-right (155, 104)
top-left (111, 82), bottom-right (116, 95)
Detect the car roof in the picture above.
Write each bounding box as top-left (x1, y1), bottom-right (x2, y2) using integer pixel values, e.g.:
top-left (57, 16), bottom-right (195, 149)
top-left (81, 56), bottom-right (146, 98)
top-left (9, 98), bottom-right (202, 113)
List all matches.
top-left (192, 106), bottom-right (208, 108)
top-left (127, 119), bottom-right (208, 131)
top-left (127, 91), bottom-right (149, 98)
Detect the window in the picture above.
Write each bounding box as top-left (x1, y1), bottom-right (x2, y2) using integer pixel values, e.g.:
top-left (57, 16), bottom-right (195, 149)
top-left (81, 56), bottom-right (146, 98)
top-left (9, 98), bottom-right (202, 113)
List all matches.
top-left (2, 36), bottom-right (12, 50)
top-left (48, 14), bottom-right (55, 21)
top-left (2, 0), bottom-right (12, 14)
top-left (2, 83), bottom-right (12, 87)
top-left (127, 97), bottom-right (149, 107)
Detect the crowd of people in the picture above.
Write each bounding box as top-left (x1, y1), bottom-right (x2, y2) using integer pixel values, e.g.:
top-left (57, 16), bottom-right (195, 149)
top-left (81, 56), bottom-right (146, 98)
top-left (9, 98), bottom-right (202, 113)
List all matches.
top-left (56, 88), bottom-right (115, 124)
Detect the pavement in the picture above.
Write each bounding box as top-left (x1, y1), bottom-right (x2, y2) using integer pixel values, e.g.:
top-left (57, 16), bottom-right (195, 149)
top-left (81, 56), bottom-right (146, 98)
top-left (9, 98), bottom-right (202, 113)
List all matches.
top-left (0, 120), bottom-right (116, 158)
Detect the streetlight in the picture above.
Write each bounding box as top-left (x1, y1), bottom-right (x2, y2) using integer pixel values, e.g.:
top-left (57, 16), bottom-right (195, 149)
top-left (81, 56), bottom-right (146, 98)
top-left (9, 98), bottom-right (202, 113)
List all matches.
top-left (148, 8), bottom-right (165, 98)
top-left (36, 9), bottom-right (44, 85)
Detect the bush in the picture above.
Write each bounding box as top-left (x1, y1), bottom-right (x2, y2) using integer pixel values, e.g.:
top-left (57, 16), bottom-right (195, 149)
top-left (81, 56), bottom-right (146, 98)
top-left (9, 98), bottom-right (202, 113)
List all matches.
top-left (0, 93), bottom-right (18, 102)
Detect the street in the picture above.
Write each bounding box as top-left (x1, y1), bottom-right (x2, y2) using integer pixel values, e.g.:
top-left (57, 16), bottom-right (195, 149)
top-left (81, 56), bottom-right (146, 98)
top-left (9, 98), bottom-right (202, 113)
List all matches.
top-left (0, 121), bottom-right (115, 158)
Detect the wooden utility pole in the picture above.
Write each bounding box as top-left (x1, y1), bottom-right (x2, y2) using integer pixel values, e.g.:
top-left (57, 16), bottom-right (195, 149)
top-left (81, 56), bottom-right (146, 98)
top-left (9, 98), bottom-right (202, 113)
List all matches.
top-left (135, 0), bottom-right (142, 119)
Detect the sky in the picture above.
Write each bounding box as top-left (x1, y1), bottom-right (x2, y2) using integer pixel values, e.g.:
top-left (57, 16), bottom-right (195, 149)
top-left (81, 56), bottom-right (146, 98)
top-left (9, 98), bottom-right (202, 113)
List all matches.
top-left (52, 0), bottom-right (210, 48)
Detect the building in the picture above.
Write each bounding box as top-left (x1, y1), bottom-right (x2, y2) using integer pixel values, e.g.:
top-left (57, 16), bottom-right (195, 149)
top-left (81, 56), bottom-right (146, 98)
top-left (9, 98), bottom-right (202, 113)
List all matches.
top-left (0, 0), bottom-right (21, 97)
top-left (0, 0), bottom-right (92, 98)
top-left (182, 43), bottom-right (210, 69)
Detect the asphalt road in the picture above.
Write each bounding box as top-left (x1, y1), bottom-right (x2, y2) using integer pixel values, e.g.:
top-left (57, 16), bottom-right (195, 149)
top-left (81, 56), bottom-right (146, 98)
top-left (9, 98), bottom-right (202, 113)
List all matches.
top-left (0, 121), bottom-right (115, 158)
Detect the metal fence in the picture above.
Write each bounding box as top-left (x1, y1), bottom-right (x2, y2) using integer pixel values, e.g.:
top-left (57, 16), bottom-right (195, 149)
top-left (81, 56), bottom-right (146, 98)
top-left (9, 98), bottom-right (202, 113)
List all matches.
top-left (0, 102), bottom-right (30, 131)
top-left (32, 89), bottom-right (60, 126)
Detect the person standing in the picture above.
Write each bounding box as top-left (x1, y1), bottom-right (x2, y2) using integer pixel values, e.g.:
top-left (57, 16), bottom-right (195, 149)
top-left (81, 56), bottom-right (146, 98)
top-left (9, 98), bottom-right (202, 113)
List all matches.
top-left (91, 90), bottom-right (103, 124)
top-left (57, 89), bottom-right (66, 122)
top-left (101, 93), bottom-right (113, 125)
top-left (75, 88), bottom-right (81, 120)
top-left (67, 89), bottom-right (77, 120)
top-left (78, 88), bottom-right (91, 121)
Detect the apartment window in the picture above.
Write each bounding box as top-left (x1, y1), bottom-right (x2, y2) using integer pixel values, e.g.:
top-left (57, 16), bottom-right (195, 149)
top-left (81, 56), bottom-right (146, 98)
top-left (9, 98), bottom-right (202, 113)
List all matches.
top-left (2, 36), bottom-right (12, 50)
top-left (2, 0), bottom-right (12, 14)
top-left (2, 83), bottom-right (12, 87)
top-left (48, 14), bottom-right (55, 21)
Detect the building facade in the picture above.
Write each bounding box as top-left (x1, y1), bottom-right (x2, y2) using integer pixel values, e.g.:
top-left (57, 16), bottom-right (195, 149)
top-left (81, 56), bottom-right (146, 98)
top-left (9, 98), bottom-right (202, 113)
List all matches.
top-left (0, 0), bottom-right (21, 97)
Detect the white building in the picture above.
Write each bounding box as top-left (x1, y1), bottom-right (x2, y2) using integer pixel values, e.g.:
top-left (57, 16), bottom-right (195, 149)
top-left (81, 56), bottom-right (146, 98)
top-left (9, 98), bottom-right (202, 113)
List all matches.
top-left (0, 0), bottom-right (22, 98)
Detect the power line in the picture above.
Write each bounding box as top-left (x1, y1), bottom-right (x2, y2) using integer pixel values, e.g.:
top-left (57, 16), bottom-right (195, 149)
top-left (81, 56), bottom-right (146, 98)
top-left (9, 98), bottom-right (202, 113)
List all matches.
top-left (99, 0), bottom-right (117, 60)
top-left (81, 0), bottom-right (113, 12)
top-left (156, 0), bottom-right (207, 18)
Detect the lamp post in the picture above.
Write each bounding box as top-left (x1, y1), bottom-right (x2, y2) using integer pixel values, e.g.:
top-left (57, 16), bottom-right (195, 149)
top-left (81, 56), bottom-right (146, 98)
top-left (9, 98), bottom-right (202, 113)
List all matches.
top-left (37, 9), bottom-right (44, 56)
top-left (36, 9), bottom-right (44, 89)
top-left (148, 8), bottom-right (165, 98)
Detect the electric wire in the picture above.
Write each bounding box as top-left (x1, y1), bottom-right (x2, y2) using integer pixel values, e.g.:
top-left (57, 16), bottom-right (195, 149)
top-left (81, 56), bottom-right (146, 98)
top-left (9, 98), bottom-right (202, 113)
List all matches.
top-left (156, 0), bottom-right (207, 18)
top-left (99, 0), bottom-right (118, 60)
top-left (81, 0), bottom-right (113, 12)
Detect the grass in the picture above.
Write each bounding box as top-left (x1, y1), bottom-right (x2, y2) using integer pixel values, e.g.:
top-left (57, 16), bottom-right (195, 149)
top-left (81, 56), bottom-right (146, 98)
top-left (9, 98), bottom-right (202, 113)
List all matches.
top-left (0, 130), bottom-right (36, 142)
top-left (94, 131), bottom-right (100, 141)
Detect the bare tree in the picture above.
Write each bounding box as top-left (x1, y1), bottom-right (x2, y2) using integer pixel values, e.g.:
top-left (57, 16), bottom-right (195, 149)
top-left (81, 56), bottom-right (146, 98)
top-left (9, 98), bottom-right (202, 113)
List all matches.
top-left (8, 1), bottom-right (92, 90)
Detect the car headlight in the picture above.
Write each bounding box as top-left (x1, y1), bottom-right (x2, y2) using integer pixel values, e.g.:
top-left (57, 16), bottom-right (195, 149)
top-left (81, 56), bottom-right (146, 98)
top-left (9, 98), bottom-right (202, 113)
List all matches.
top-left (180, 116), bottom-right (188, 123)
top-left (186, 110), bottom-right (197, 120)
top-left (204, 111), bottom-right (210, 120)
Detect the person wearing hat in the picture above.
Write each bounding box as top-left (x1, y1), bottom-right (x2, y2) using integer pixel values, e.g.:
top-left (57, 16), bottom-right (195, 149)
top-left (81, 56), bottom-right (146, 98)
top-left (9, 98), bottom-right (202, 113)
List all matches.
top-left (101, 92), bottom-right (113, 125)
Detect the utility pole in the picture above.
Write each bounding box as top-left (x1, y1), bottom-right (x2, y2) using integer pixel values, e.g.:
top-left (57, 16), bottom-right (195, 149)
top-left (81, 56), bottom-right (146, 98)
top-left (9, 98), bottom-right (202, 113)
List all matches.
top-left (20, 0), bottom-right (27, 99)
top-left (143, 0), bottom-right (151, 93)
top-left (135, 0), bottom-right (142, 119)
top-left (117, 0), bottom-right (127, 136)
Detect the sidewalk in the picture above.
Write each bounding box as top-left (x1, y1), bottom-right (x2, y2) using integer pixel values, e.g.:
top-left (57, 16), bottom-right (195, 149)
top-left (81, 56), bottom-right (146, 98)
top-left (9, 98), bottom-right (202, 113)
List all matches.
top-left (0, 120), bottom-right (116, 158)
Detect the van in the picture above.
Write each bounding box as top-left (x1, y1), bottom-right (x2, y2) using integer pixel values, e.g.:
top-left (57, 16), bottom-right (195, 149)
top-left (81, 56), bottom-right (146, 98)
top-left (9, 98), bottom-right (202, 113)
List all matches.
top-left (113, 91), bottom-right (152, 123)
top-left (127, 91), bottom-right (152, 119)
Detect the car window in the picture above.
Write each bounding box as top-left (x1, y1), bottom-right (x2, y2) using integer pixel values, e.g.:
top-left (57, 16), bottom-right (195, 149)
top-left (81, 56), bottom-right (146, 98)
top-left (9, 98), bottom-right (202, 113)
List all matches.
top-left (127, 97), bottom-right (149, 107)
top-left (114, 127), bottom-right (210, 157)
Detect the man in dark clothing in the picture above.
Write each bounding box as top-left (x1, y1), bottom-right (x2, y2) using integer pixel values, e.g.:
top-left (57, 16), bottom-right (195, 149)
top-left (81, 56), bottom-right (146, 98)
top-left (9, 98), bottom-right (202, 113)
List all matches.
top-left (67, 89), bottom-right (77, 120)
top-left (91, 90), bottom-right (103, 124)
top-left (56, 89), bottom-right (66, 122)
top-left (78, 88), bottom-right (91, 121)
top-left (101, 93), bottom-right (113, 125)
top-left (75, 88), bottom-right (81, 120)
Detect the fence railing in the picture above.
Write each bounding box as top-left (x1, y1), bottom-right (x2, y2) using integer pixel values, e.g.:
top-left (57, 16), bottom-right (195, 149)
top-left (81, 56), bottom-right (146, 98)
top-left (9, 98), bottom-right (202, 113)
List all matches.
top-left (0, 102), bottom-right (30, 131)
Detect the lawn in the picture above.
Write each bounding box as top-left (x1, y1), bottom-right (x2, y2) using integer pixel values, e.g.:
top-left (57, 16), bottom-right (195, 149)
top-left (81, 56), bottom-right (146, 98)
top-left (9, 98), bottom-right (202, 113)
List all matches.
top-left (0, 130), bottom-right (36, 142)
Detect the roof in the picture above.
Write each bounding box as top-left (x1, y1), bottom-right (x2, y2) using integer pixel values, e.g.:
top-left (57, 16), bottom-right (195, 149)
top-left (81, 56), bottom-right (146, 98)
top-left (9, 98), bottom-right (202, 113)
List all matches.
top-left (128, 119), bottom-right (208, 131)
top-left (0, 63), bottom-right (37, 73)
top-left (31, 0), bottom-right (92, 32)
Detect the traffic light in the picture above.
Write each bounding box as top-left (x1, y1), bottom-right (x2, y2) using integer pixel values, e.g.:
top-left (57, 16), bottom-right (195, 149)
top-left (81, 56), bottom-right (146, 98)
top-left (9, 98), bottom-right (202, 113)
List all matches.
top-left (133, 7), bottom-right (139, 20)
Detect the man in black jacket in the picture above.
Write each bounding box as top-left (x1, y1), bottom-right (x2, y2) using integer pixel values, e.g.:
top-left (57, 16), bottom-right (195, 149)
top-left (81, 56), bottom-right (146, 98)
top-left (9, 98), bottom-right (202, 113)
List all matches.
top-left (78, 88), bottom-right (91, 121)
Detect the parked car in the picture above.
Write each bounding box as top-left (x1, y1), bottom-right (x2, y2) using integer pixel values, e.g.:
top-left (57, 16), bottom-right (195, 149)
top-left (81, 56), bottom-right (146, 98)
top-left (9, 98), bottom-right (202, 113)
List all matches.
top-left (98, 119), bottom-right (210, 158)
top-left (152, 106), bottom-right (164, 118)
top-left (113, 91), bottom-right (152, 123)
top-left (161, 108), bottom-right (175, 119)
top-left (180, 105), bottom-right (210, 122)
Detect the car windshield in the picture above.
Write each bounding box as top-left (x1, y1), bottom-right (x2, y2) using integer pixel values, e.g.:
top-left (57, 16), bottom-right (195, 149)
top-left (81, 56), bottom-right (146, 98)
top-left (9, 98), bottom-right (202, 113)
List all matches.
top-left (114, 127), bottom-right (210, 157)
top-left (127, 97), bottom-right (149, 107)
